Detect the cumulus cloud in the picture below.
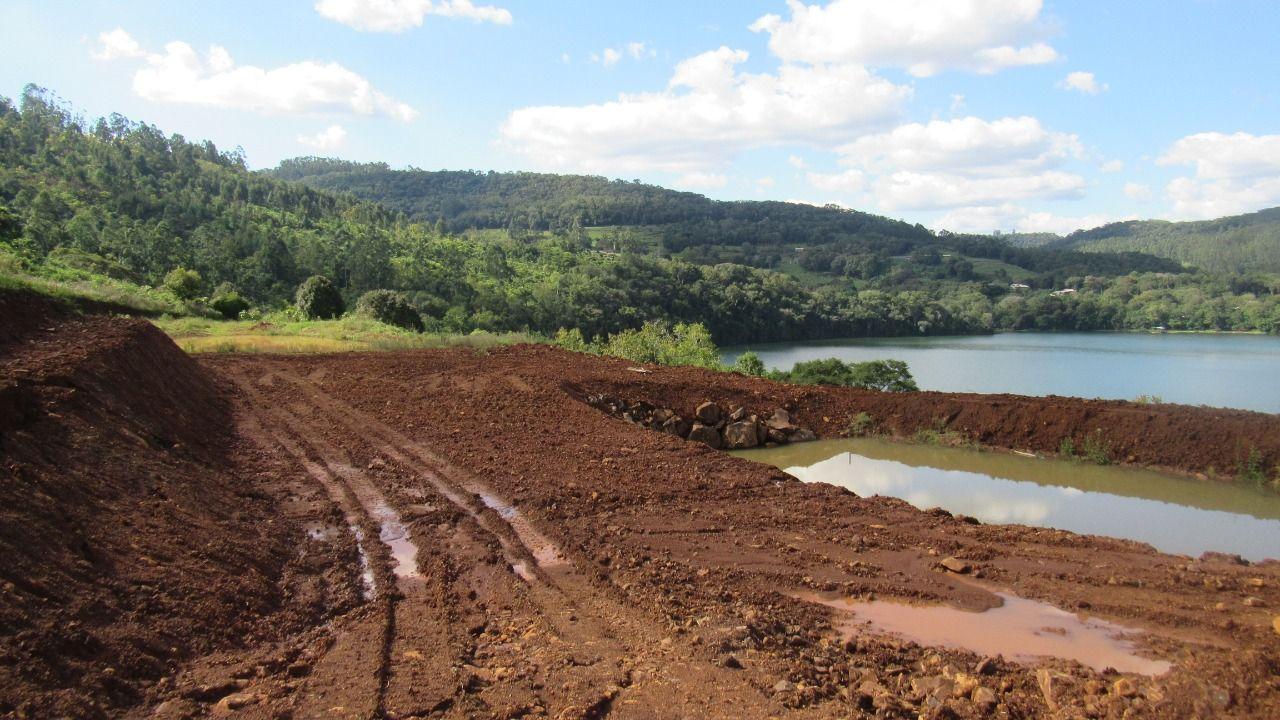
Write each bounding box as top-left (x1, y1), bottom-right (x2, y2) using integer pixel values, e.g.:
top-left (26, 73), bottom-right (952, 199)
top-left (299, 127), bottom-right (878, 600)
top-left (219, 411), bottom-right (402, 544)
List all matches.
top-left (591, 42), bottom-right (654, 68)
top-left (92, 27), bottom-right (146, 60)
top-left (1058, 71), bottom-right (1106, 95)
top-left (1123, 182), bottom-right (1152, 202)
top-left (749, 0), bottom-right (1058, 77)
top-left (1158, 132), bottom-right (1280, 218)
top-left (787, 154), bottom-right (809, 170)
top-left (92, 30), bottom-right (417, 122)
top-left (500, 46), bottom-right (910, 173)
top-left (1100, 159), bottom-right (1124, 173)
top-left (806, 169), bottom-right (866, 194)
top-left (829, 116), bottom-right (1084, 211)
top-left (675, 171), bottom-right (728, 189)
top-left (297, 124), bottom-right (349, 151)
top-left (935, 204), bottom-right (1123, 235)
top-left (315, 0), bottom-right (511, 32)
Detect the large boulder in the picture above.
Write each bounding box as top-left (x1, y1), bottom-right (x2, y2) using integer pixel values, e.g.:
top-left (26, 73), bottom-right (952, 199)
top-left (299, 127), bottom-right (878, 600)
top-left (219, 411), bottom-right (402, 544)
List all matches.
top-left (790, 428), bottom-right (818, 443)
top-left (695, 401), bottom-right (723, 425)
top-left (723, 421), bottom-right (760, 449)
top-left (688, 423), bottom-right (723, 448)
top-left (661, 415), bottom-right (692, 438)
top-left (766, 408), bottom-right (798, 432)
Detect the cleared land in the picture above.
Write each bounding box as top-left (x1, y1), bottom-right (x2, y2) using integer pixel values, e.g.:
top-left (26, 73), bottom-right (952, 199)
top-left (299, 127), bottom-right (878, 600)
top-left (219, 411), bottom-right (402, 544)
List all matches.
top-left (2, 291), bottom-right (1279, 719)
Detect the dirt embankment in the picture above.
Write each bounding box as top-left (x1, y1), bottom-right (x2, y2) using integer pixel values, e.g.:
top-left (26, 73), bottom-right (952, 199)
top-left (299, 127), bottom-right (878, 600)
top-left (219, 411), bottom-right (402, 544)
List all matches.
top-left (3, 297), bottom-right (1280, 719)
top-left (566, 351), bottom-right (1279, 481)
top-left (0, 294), bottom-right (359, 718)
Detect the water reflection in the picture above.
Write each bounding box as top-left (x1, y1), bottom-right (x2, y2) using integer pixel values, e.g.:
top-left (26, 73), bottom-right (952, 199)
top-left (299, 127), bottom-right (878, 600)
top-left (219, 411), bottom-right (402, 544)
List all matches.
top-left (736, 439), bottom-right (1280, 561)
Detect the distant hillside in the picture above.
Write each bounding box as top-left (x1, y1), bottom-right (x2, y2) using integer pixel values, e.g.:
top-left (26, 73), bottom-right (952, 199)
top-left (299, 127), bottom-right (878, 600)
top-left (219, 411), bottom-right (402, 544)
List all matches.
top-left (1055, 208), bottom-right (1280, 274)
top-left (267, 158), bottom-right (1183, 279)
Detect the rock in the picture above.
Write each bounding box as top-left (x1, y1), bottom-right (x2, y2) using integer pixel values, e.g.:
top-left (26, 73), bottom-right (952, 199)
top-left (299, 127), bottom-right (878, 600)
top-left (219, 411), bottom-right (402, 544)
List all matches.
top-left (939, 557), bottom-right (972, 574)
top-left (790, 428), bottom-right (818, 442)
top-left (1273, 616), bottom-right (1280, 635)
top-left (661, 416), bottom-right (691, 438)
top-left (767, 428), bottom-right (790, 444)
top-left (688, 423), bottom-right (722, 449)
top-left (723, 421), bottom-right (760, 449)
top-left (1243, 596), bottom-right (1266, 607)
top-left (720, 654), bottom-right (743, 669)
top-left (1036, 668), bottom-right (1058, 713)
top-left (773, 680), bottom-right (796, 694)
top-left (729, 406), bottom-right (747, 422)
top-left (695, 402), bottom-right (722, 425)
top-left (1113, 677), bottom-right (1138, 698)
top-left (213, 693), bottom-right (259, 714)
top-left (766, 409), bottom-right (796, 431)
top-left (971, 686), bottom-right (996, 710)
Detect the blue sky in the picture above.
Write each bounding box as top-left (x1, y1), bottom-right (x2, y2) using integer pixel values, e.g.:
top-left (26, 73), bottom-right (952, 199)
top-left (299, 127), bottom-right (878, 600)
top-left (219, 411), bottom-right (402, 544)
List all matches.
top-left (2, 0), bottom-right (1278, 234)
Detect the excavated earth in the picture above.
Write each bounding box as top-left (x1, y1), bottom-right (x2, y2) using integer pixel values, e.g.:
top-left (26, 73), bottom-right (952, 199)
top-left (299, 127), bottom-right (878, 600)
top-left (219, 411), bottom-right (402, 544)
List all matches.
top-left (2, 291), bottom-right (1279, 719)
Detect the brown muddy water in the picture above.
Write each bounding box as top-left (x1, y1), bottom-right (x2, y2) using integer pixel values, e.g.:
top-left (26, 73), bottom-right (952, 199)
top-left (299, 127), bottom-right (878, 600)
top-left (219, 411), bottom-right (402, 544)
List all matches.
top-left (735, 438), bottom-right (1280, 562)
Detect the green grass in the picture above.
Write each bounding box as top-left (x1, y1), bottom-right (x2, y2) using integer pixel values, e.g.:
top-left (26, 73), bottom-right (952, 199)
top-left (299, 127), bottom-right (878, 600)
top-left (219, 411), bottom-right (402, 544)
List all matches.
top-left (0, 263), bottom-right (198, 317)
top-left (157, 313), bottom-right (545, 354)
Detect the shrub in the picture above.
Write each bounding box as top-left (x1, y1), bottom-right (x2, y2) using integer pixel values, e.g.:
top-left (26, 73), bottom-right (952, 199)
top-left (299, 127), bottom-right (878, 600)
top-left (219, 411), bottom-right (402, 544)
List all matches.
top-left (209, 283), bottom-right (250, 320)
top-left (782, 358), bottom-right (918, 392)
top-left (356, 289), bottom-right (424, 332)
top-left (601, 321), bottom-right (722, 369)
top-left (295, 275), bottom-right (344, 320)
top-left (553, 327), bottom-right (590, 353)
top-left (847, 411), bottom-right (875, 436)
top-left (732, 351), bottom-right (766, 376)
top-left (163, 267), bottom-right (204, 301)
top-left (1081, 430), bottom-right (1112, 465)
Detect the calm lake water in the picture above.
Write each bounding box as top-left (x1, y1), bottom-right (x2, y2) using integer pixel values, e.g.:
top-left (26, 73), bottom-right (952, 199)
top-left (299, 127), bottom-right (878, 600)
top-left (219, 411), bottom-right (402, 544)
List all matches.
top-left (722, 332), bottom-right (1280, 413)
top-left (735, 438), bottom-right (1280, 561)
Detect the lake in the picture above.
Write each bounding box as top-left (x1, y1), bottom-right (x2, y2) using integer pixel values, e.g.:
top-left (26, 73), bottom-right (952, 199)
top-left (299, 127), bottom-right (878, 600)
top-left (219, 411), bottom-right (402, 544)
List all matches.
top-left (722, 332), bottom-right (1280, 414)
top-left (734, 438), bottom-right (1280, 562)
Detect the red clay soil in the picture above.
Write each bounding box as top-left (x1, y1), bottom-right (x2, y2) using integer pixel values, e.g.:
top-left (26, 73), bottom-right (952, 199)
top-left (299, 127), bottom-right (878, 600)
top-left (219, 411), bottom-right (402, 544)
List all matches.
top-left (2, 294), bottom-right (1279, 719)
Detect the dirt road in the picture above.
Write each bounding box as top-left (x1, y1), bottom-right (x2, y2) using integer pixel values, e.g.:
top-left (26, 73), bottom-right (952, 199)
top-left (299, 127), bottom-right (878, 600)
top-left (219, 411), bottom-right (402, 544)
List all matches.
top-left (3, 296), bottom-right (1279, 718)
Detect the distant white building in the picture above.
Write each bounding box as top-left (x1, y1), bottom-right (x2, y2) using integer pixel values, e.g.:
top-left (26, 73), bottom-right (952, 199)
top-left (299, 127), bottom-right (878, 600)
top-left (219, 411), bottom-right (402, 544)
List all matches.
top-left (1010, 283), bottom-right (1030, 290)
top-left (1050, 288), bottom-right (1078, 297)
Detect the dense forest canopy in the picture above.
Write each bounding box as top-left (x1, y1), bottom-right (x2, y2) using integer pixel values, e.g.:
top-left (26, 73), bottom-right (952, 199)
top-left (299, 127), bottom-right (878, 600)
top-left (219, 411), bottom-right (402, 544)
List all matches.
top-left (1049, 208), bottom-right (1280, 275)
top-left (2, 86), bottom-right (1279, 340)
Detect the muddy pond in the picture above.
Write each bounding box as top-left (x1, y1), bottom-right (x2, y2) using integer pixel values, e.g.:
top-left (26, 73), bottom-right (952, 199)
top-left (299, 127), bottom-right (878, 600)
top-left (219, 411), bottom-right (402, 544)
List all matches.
top-left (735, 438), bottom-right (1280, 562)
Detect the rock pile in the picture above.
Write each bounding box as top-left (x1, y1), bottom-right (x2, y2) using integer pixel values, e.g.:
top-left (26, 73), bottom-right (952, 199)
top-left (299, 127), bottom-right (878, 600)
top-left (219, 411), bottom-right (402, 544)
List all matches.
top-left (585, 394), bottom-right (818, 449)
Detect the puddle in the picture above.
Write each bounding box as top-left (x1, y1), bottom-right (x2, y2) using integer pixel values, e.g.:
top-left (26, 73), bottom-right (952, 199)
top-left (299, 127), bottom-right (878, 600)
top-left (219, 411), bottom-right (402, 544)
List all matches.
top-left (333, 463), bottom-right (423, 589)
top-left (351, 525), bottom-right (376, 599)
top-left (477, 491), bottom-right (566, 567)
top-left (737, 438), bottom-right (1280, 561)
top-left (511, 560), bottom-right (536, 582)
top-left (793, 591), bottom-right (1172, 676)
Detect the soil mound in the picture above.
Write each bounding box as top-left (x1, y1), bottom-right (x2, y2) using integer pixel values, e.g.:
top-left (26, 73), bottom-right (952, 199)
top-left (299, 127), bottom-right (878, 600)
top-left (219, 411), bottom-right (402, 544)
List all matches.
top-left (0, 292), bottom-right (299, 718)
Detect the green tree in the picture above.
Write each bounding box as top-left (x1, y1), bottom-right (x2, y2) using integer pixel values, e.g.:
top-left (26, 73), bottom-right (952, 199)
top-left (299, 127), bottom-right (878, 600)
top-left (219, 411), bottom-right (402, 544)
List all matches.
top-left (732, 351), bottom-right (766, 376)
top-left (295, 275), bottom-right (345, 320)
top-left (163, 267), bottom-right (204, 300)
top-left (356, 289), bottom-right (424, 332)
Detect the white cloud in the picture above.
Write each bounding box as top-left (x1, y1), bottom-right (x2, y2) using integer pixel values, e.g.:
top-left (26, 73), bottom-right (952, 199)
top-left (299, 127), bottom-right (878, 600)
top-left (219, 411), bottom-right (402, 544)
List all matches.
top-left (936, 204), bottom-right (1123, 235)
top-left (828, 116), bottom-right (1085, 211)
top-left (297, 124), bottom-right (349, 151)
top-left (1123, 182), bottom-right (1152, 202)
top-left (591, 42), bottom-right (655, 68)
top-left (675, 171), bottom-right (728, 189)
top-left (1158, 132), bottom-right (1280, 218)
top-left (837, 116), bottom-right (1082, 176)
top-left (500, 46), bottom-right (910, 173)
top-left (875, 170), bottom-right (1084, 211)
top-left (94, 32), bottom-right (417, 122)
top-left (315, 0), bottom-right (511, 32)
top-left (807, 169), bottom-right (866, 194)
top-left (92, 27), bottom-right (146, 60)
top-left (749, 0), bottom-right (1058, 77)
top-left (949, 94), bottom-right (966, 114)
top-left (1059, 71), bottom-right (1107, 95)
top-left (787, 154), bottom-right (809, 169)
top-left (756, 176), bottom-right (777, 188)
top-left (1100, 159), bottom-right (1124, 173)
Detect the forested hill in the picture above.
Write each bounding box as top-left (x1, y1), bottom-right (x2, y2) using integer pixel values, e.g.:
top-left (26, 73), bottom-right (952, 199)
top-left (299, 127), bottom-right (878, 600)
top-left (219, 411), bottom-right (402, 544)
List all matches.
top-left (269, 157), bottom-right (932, 241)
top-left (3, 86), bottom-right (1277, 341)
top-left (268, 157), bottom-right (1182, 279)
top-left (1049, 207), bottom-right (1280, 275)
